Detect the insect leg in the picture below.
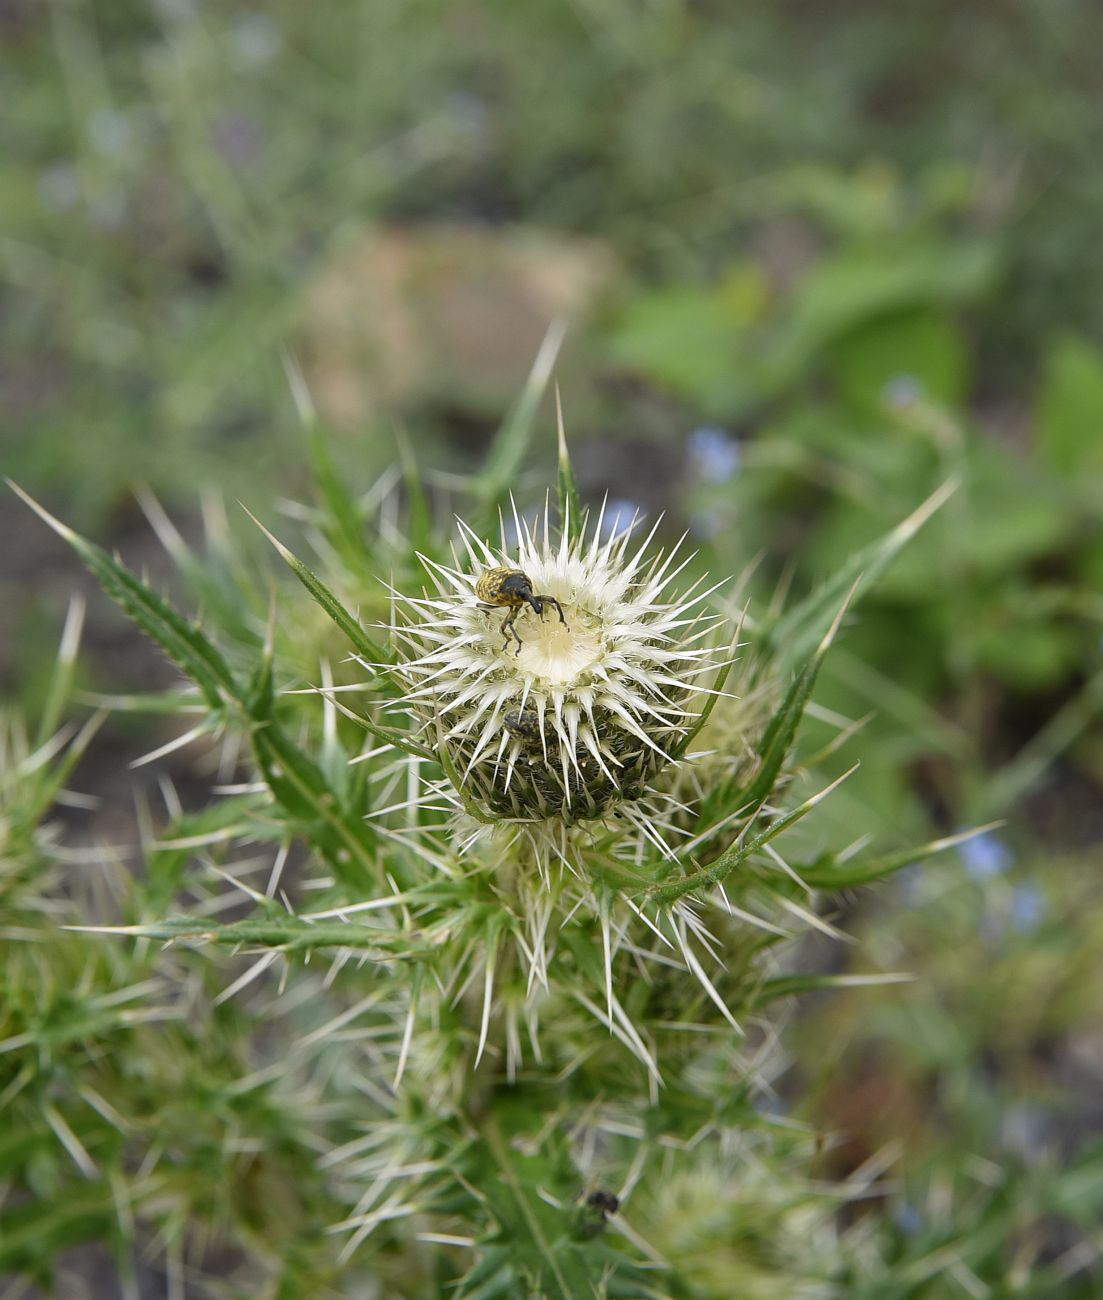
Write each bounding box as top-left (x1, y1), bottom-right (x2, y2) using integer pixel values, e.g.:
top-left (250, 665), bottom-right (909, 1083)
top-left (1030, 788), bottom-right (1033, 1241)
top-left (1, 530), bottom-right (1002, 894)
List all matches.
top-left (501, 609), bottom-right (524, 655)
top-left (534, 595), bottom-right (567, 627)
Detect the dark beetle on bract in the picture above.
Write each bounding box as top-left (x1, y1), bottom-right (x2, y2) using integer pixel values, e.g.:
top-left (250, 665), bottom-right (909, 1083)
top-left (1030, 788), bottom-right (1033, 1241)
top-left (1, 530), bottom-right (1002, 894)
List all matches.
top-left (503, 708), bottom-right (545, 748)
top-left (475, 566), bottom-right (566, 654)
top-left (577, 1188), bottom-right (620, 1237)
top-left (586, 1189), bottom-right (620, 1217)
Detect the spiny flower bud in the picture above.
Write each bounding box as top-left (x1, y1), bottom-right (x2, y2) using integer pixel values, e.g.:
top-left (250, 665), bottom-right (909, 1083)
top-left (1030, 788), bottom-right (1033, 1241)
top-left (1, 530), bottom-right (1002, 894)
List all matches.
top-left (390, 501), bottom-right (726, 829)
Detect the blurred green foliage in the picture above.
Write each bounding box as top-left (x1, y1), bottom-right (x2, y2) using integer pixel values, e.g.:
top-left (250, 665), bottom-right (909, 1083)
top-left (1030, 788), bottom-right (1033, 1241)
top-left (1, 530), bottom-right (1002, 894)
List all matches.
top-left (5, 0), bottom-right (1103, 1294)
top-left (5, 0), bottom-right (1103, 512)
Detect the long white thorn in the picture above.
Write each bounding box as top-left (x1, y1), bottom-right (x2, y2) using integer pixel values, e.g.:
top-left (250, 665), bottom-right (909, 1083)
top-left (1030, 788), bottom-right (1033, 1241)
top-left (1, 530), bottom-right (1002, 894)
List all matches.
top-left (601, 910), bottom-right (614, 1026)
top-left (474, 963), bottom-right (495, 1070)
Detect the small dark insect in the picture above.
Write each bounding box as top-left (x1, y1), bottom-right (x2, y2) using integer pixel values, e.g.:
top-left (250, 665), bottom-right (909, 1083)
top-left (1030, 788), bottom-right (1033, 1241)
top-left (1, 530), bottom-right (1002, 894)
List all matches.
top-left (475, 566), bottom-right (566, 655)
top-left (503, 708), bottom-right (545, 749)
top-left (586, 1189), bottom-right (620, 1218)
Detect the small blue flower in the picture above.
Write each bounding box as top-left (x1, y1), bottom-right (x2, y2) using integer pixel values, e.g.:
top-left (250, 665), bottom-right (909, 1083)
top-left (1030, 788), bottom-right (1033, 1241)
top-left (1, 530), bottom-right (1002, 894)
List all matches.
top-left (234, 13), bottom-right (282, 67)
top-left (444, 92), bottom-right (489, 141)
top-left (959, 832), bottom-right (1012, 880)
top-left (1001, 1103), bottom-right (1050, 1158)
top-left (752, 1091), bottom-right (784, 1117)
top-left (893, 1202), bottom-right (923, 1237)
top-left (689, 509), bottom-right (723, 541)
top-left (895, 863), bottom-right (925, 901)
top-left (882, 374), bottom-right (924, 411)
top-left (1009, 884), bottom-right (1046, 934)
top-left (211, 113), bottom-right (266, 168)
top-left (87, 109), bottom-right (133, 159)
top-left (38, 163), bottom-right (81, 213)
top-left (599, 497), bottom-right (640, 542)
top-left (687, 426), bottom-right (741, 482)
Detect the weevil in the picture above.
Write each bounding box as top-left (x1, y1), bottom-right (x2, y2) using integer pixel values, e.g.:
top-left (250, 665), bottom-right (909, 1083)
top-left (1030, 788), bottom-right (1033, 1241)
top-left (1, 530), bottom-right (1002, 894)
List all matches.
top-left (475, 567), bottom-right (566, 655)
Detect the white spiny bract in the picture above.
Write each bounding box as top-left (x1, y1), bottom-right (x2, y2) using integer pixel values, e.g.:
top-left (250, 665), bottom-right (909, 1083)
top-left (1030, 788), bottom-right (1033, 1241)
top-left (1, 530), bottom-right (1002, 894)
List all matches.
top-left (389, 500), bottom-right (726, 838)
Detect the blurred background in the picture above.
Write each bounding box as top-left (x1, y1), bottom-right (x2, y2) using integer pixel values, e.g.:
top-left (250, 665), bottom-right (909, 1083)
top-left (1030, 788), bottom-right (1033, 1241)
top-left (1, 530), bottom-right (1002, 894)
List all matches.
top-left (5, 0), bottom-right (1103, 1291)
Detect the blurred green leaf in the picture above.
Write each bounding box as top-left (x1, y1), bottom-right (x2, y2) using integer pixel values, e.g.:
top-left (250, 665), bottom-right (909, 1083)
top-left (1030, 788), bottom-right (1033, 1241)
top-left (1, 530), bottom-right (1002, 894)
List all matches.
top-left (477, 321), bottom-right (565, 526)
top-left (1037, 334), bottom-right (1103, 473)
top-left (306, 419), bottom-right (374, 570)
top-left (610, 282), bottom-right (761, 413)
top-left (766, 479), bottom-right (956, 669)
top-left (830, 307), bottom-right (969, 410)
top-left (774, 241), bottom-right (997, 383)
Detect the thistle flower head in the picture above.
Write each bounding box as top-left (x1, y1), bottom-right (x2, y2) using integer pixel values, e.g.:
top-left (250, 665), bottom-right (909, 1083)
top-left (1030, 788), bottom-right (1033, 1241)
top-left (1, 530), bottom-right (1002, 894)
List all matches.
top-left (391, 500), bottom-right (725, 827)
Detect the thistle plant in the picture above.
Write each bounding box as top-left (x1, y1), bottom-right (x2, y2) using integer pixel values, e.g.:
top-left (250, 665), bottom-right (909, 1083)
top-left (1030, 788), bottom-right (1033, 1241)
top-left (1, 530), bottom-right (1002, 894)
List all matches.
top-left (7, 368), bottom-right (986, 1297)
top-left (392, 502), bottom-right (722, 831)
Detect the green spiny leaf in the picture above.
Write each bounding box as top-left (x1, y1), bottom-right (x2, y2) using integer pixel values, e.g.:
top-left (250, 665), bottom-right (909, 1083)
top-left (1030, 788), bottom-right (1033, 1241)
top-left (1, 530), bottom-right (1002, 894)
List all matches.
top-left (67, 914), bottom-right (425, 954)
top-left (0, 1178), bottom-right (141, 1276)
top-left (347, 708), bottom-right (437, 762)
top-left (555, 386), bottom-right (582, 547)
top-left (751, 970), bottom-right (913, 1009)
top-left (765, 478), bottom-right (957, 669)
top-left (143, 794), bottom-right (270, 912)
top-left (696, 644), bottom-right (824, 833)
top-left (797, 822), bottom-right (1002, 889)
top-left (75, 689), bottom-right (208, 714)
top-left (673, 621), bottom-right (743, 762)
top-left (309, 425), bottom-right (371, 567)
top-left (481, 1118), bottom-right (604, 1300)
top-left (14, 713), bottom-right (105, 843)
top-left (243, 507), bottom-right (396, 673)
top-left (650, 765), bottom-right (857, 906)
top-left (285, 349), bottom-right (371, 569)
top-left (396, 426), bottom-right (433, 553)
top-left (736, 650), bottom-right (823, 815)
top-left (34, 596), bottom-right (84, 748)
top-left (705, 577), bottom-right (859, 829)
top-left (454, 1246), bottom-right (516, 1299)
top-left (250, 720), bottom-right (376, 888)
top-left (11, 484), bottom-right (237, 710)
